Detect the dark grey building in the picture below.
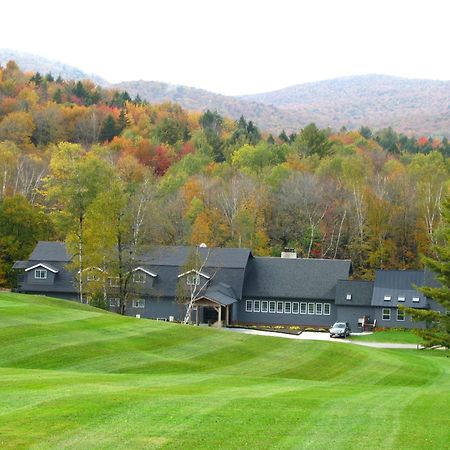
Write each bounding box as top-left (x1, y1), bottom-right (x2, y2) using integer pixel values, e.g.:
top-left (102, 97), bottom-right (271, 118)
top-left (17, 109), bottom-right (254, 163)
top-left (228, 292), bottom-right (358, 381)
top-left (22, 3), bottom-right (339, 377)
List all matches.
top-left (14, 241), bottom-right (444, 330)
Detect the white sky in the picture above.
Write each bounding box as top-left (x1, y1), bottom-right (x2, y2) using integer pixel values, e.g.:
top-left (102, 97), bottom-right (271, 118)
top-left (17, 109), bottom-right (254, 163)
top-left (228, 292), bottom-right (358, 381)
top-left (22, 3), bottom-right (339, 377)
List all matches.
top-left (2, 0), bottom-right (449, 95)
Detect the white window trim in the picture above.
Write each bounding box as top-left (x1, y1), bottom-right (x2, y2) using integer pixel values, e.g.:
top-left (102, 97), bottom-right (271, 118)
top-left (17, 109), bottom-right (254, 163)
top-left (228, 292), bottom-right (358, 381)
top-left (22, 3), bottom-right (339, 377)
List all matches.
top-left (245, 300), bottom-right (252, 313)
top-left (412, 297), bottom-right (420, 303)
top-left (397, 296), bottom-right (405, 302)
top-left (178, 269), bottom-right (210, 280)
top-left (133, 267), bottom-right (157, 277)
top-left (307, 303), bottom-right (315, 315)
top-left (269, 301), bottom-right (276, 313)
top-left (132, 272), bottom-right (146, 283)
top-left (382, 308), bottom-right (391, 320)
top-left (315, 303), bottom-right (323, 315)
top-left (346, 294), bottom-right (352, 300)
top-left (186, 274), bottom-right (200, 286)
top-left (261, 301), bottom-right (268, 313)
top-left (384, 295), bottom-right (391, 301)
top-left (109, 298), bottom-right (119, 307)
top-left (133, 298), bottom-right (145, 308)
top-left (254, 300), bottom-right (261, 313)
top-left (300, 302), bottom-right (307, 314)
top-left (276, 301), bottom-right (283, 313)
top-left (25, 263), bottom-right (58, 273)
top-left (292, 302), bottom-right (299, 314)
top-left (284, 302), bottom-right (292, 314)
top-left (396, 309), bottom-right (405, 321)
top-left (109, 277), bottom-right (120, 287)
top-left (34, 269), bottom-right (48, 279)
top-left (324, 303), bottom-right (331, 315)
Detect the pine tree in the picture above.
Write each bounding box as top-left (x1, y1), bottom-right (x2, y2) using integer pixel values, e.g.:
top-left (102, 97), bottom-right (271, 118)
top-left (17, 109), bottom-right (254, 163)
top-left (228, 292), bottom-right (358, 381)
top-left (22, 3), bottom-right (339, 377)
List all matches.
top-left (405, 197), bottom-right (450, 347)
top-left (99, 115), bottom-right (119, 142)
top-left (53, 88), bottom-right (63, 104)
top-left (117, 109), bottom-right (130, 133)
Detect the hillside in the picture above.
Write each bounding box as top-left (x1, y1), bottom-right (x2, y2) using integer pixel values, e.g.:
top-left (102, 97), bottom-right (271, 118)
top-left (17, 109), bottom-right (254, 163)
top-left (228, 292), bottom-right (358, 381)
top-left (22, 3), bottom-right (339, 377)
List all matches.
top-left (241, 75), bottom-right (450, 136)
top-left (0, 49), bottom-right (108, 86)
top-left (111, 79), bottom-right (306, 133)
top-left (0, 292), bottom-right (449, 448)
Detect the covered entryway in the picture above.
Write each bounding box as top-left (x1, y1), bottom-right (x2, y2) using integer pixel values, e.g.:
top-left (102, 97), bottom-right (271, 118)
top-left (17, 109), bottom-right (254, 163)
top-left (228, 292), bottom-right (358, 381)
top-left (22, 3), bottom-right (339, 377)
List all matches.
top-left (189, 283), bottom-right (237, 328)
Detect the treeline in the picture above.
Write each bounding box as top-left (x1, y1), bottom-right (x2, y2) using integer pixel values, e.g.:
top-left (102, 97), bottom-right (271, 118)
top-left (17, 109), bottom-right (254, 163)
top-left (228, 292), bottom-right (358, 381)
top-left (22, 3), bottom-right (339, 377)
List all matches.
top-left (0, 61), bottom-right (449, 287)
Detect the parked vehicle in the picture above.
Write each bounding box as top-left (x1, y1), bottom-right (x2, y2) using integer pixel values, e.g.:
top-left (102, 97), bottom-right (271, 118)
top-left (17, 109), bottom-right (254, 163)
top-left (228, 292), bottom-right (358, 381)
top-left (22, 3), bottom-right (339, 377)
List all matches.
top-left (329, 322), bottom-right (351, 338)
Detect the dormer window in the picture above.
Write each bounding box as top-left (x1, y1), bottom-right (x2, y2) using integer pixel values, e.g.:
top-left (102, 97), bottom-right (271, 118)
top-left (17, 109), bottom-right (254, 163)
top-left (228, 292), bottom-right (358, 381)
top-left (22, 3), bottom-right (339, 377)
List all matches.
top-left (35, 269), bottom-right (47, 279)
top-left (109, 277), bottom-right (120, 287)
top-left (187, 274), bottom-right (200, 286)
top-left (397, 296), bottom-right (405, 302)
top-left (384, 295), bottom-right (391, 301)
top-left (346, 294), bottom-right (352, 300)
top-left (412, 297), bottom-right (420, 303)
top-left (133, 272), bottom-right (146, 283)
top-left (87, 274), bottom-right (100, 282)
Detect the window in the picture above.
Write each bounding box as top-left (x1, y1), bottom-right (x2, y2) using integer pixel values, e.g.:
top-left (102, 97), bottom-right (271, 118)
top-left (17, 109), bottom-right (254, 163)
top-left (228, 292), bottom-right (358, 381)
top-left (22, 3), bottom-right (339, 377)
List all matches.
top-left (346, 293), bottom-right (352, 300)
top-left (384, 295), bottom-right (391, 301)
top-left (87, 274), bottom-right (100, 282)
top-left (412, 297), bottom-right (420, 303)
top-left (308, 303), bottom-right (315, 315)
top-left (397, 309), bottom-right (405, 321)
top-left (245, 300), bottom-right (252, 312)
top-left (300, 302), bottom-right (307, 314)
top-left (133, 298), bottom-right (145, 308)
top-left (284, 302), bottom-right (292, 314)
top-left (34, 269), bottom-right (47, 279)
top-left (261, 301), bottom-right (268, 313)
top-left (109, 298), bottom-right (119, 307)
top-left (277, 301), bottom-right (283, 313)
top-left (269, 301), bottom-right (276, 313)
top-left (315, 303), bottom-right (323, 315)
top-left (397, 296), bottom-right (405, 302)
top-left (133, 271), bottom-right (146, 283)
top-left (254, 300), bottom-right (261, 313)
top-left (292, 302), bottom-right (299, 314)
top-left (187, 274), bottom-right (200, 286)
top-left (109, 277), bottom-right (119, 287)
top-left (324, 303), bottom-right (331, 315)
top-left (382, 308), bottom-right (391, 320)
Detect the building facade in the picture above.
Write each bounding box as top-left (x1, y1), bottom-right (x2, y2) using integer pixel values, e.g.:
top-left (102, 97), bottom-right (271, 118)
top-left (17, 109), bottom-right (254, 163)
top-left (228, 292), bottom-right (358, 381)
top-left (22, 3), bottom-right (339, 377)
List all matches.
top-left (13, 241), bottom-right (444, 330)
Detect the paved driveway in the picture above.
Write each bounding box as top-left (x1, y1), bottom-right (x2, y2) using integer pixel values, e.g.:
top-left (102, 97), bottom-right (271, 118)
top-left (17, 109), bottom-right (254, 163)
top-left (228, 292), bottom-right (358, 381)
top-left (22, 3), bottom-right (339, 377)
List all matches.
top-left (226, 328), bottom-right (422, 349)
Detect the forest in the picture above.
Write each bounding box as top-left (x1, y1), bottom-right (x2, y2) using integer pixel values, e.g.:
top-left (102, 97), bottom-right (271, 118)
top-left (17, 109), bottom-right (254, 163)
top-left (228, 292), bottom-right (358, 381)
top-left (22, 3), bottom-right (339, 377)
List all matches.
top-left (0, 60), bottom-right (449, 288)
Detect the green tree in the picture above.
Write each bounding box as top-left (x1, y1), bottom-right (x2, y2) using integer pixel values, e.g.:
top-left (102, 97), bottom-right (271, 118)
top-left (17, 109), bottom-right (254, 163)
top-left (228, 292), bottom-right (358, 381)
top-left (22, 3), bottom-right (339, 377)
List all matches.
top-left (294, 123), bottom-right (333, 158)
top-left (99, 114), bottom-right (119, 142)
top-left (405, 198), bottom-right (450, 348)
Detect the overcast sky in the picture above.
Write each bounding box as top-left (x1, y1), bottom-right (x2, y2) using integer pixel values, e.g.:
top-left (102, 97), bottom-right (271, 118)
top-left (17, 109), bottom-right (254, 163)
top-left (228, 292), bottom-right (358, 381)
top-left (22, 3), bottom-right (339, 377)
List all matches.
top-left (2, 0), bottom-right (449, 95)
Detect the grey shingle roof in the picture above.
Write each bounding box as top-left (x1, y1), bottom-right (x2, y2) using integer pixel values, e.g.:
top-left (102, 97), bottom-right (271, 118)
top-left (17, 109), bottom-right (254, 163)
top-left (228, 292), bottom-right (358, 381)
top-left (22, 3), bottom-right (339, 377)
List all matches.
top-left (335, 280), bottom-right (374, 306)
top-left (29, 241), bottom-right (71, 262)
top-left (141, 246), bottom-right (251, 269)
top-left (200, 283), bottom-right (238, 306)
top-left (371, 270), bottom-right (427, 308)
top-left (12, 261), bottom-right (28, 269)
top-left (243, 257), bottom-right (352, 300)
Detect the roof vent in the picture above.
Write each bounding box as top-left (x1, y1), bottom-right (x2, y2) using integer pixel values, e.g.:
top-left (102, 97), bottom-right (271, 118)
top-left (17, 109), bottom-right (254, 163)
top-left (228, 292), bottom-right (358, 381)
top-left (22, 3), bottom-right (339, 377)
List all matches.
top-left (281, 248), bottom-right (297, 259)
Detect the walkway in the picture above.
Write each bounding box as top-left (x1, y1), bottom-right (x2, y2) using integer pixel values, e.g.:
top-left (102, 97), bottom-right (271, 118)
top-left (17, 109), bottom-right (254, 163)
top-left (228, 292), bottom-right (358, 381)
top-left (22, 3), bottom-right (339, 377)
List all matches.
top-left (226, 327), bottom-right (422, 349)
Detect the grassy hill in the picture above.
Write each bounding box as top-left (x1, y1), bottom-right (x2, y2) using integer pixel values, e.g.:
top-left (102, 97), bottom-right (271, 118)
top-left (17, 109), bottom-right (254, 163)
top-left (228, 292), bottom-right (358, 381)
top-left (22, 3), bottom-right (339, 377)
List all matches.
top-left (0, 292), bottom-right (449, 449)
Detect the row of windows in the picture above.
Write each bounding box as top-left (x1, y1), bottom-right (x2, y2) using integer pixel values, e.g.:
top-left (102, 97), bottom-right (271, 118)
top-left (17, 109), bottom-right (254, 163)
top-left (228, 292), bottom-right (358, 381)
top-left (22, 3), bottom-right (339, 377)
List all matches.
top-left (383, 295), bottom-right (420, 302)
top-left (382, 308), bottom-right (405, 321)
top-left (109, 298), bottom-right (145, 308)
top-left (245, 300), bottom-right (331, 316)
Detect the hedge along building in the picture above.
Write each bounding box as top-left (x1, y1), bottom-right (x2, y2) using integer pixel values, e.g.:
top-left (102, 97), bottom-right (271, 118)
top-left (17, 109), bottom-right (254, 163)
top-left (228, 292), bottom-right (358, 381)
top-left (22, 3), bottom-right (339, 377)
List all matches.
top-left (13, 242), bottom-right (444, 330)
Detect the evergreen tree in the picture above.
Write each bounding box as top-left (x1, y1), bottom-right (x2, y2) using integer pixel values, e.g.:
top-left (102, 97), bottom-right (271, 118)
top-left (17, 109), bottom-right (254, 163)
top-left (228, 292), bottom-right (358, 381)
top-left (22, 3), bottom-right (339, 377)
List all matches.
top-left (99, 115), bottom-right (119, 142)
top-left (45, 73), bottom-right (54, 83)
top-left (53, 88), bottom-right (63, 104)
top-left (117, 109), bottom-right (130, 133)
top-left (267, 134), bottom-right (275, 145)
top-left (74, 81), bottom-right (87, 100)
top-left (405, 197), bottom-right (450, 347)
top-left (279, 129), bottom-right (289, 143)
top-left (30, 72), bottom-right (42, 86)
top-left (56, 75), bottom-right (64, 84)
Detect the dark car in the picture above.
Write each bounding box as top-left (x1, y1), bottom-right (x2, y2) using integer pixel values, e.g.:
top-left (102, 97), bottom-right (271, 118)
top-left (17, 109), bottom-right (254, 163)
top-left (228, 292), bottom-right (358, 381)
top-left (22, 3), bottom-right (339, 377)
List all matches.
top-left (329, 322), bottom-right (351, 338)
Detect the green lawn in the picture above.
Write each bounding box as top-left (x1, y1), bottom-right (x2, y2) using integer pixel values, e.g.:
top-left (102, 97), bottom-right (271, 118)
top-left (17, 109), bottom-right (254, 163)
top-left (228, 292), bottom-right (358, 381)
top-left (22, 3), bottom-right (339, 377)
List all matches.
top-left (0, 293), bottom-right (449, 449)
top-left (350, 330), bottom-right (423, 344)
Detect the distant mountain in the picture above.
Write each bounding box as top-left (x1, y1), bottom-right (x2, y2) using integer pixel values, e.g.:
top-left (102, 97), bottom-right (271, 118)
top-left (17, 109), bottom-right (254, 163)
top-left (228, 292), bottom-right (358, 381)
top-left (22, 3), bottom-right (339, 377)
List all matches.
top-left (241, 75), bottom-right (450, 136)
top-left (0, 49), bottom-right (108, 86)
top-left (111, 80), bottom-right (306, 134)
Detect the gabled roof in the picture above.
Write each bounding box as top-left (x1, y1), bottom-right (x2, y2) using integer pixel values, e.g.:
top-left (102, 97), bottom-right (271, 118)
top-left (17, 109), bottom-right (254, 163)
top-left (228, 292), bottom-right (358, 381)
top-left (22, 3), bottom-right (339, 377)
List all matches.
top-left (29, 241), bottom-right (71, 262)
top-left (133, 267), bottom-right (157, 277)
top-left (12, 261), bottom-right (28, 269)
top-left (141, 246), bottom-right (252, 269)
top-left (197, 282), bottom-right (238, 306)
top-left (25, 263), bottom-right (59, 273)
top-left (177, 269), bottom-right (210, 279)
top-left (371, 270), bottom-right (427, 308)
top-left (243, 257), bottom-right (352, 299)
